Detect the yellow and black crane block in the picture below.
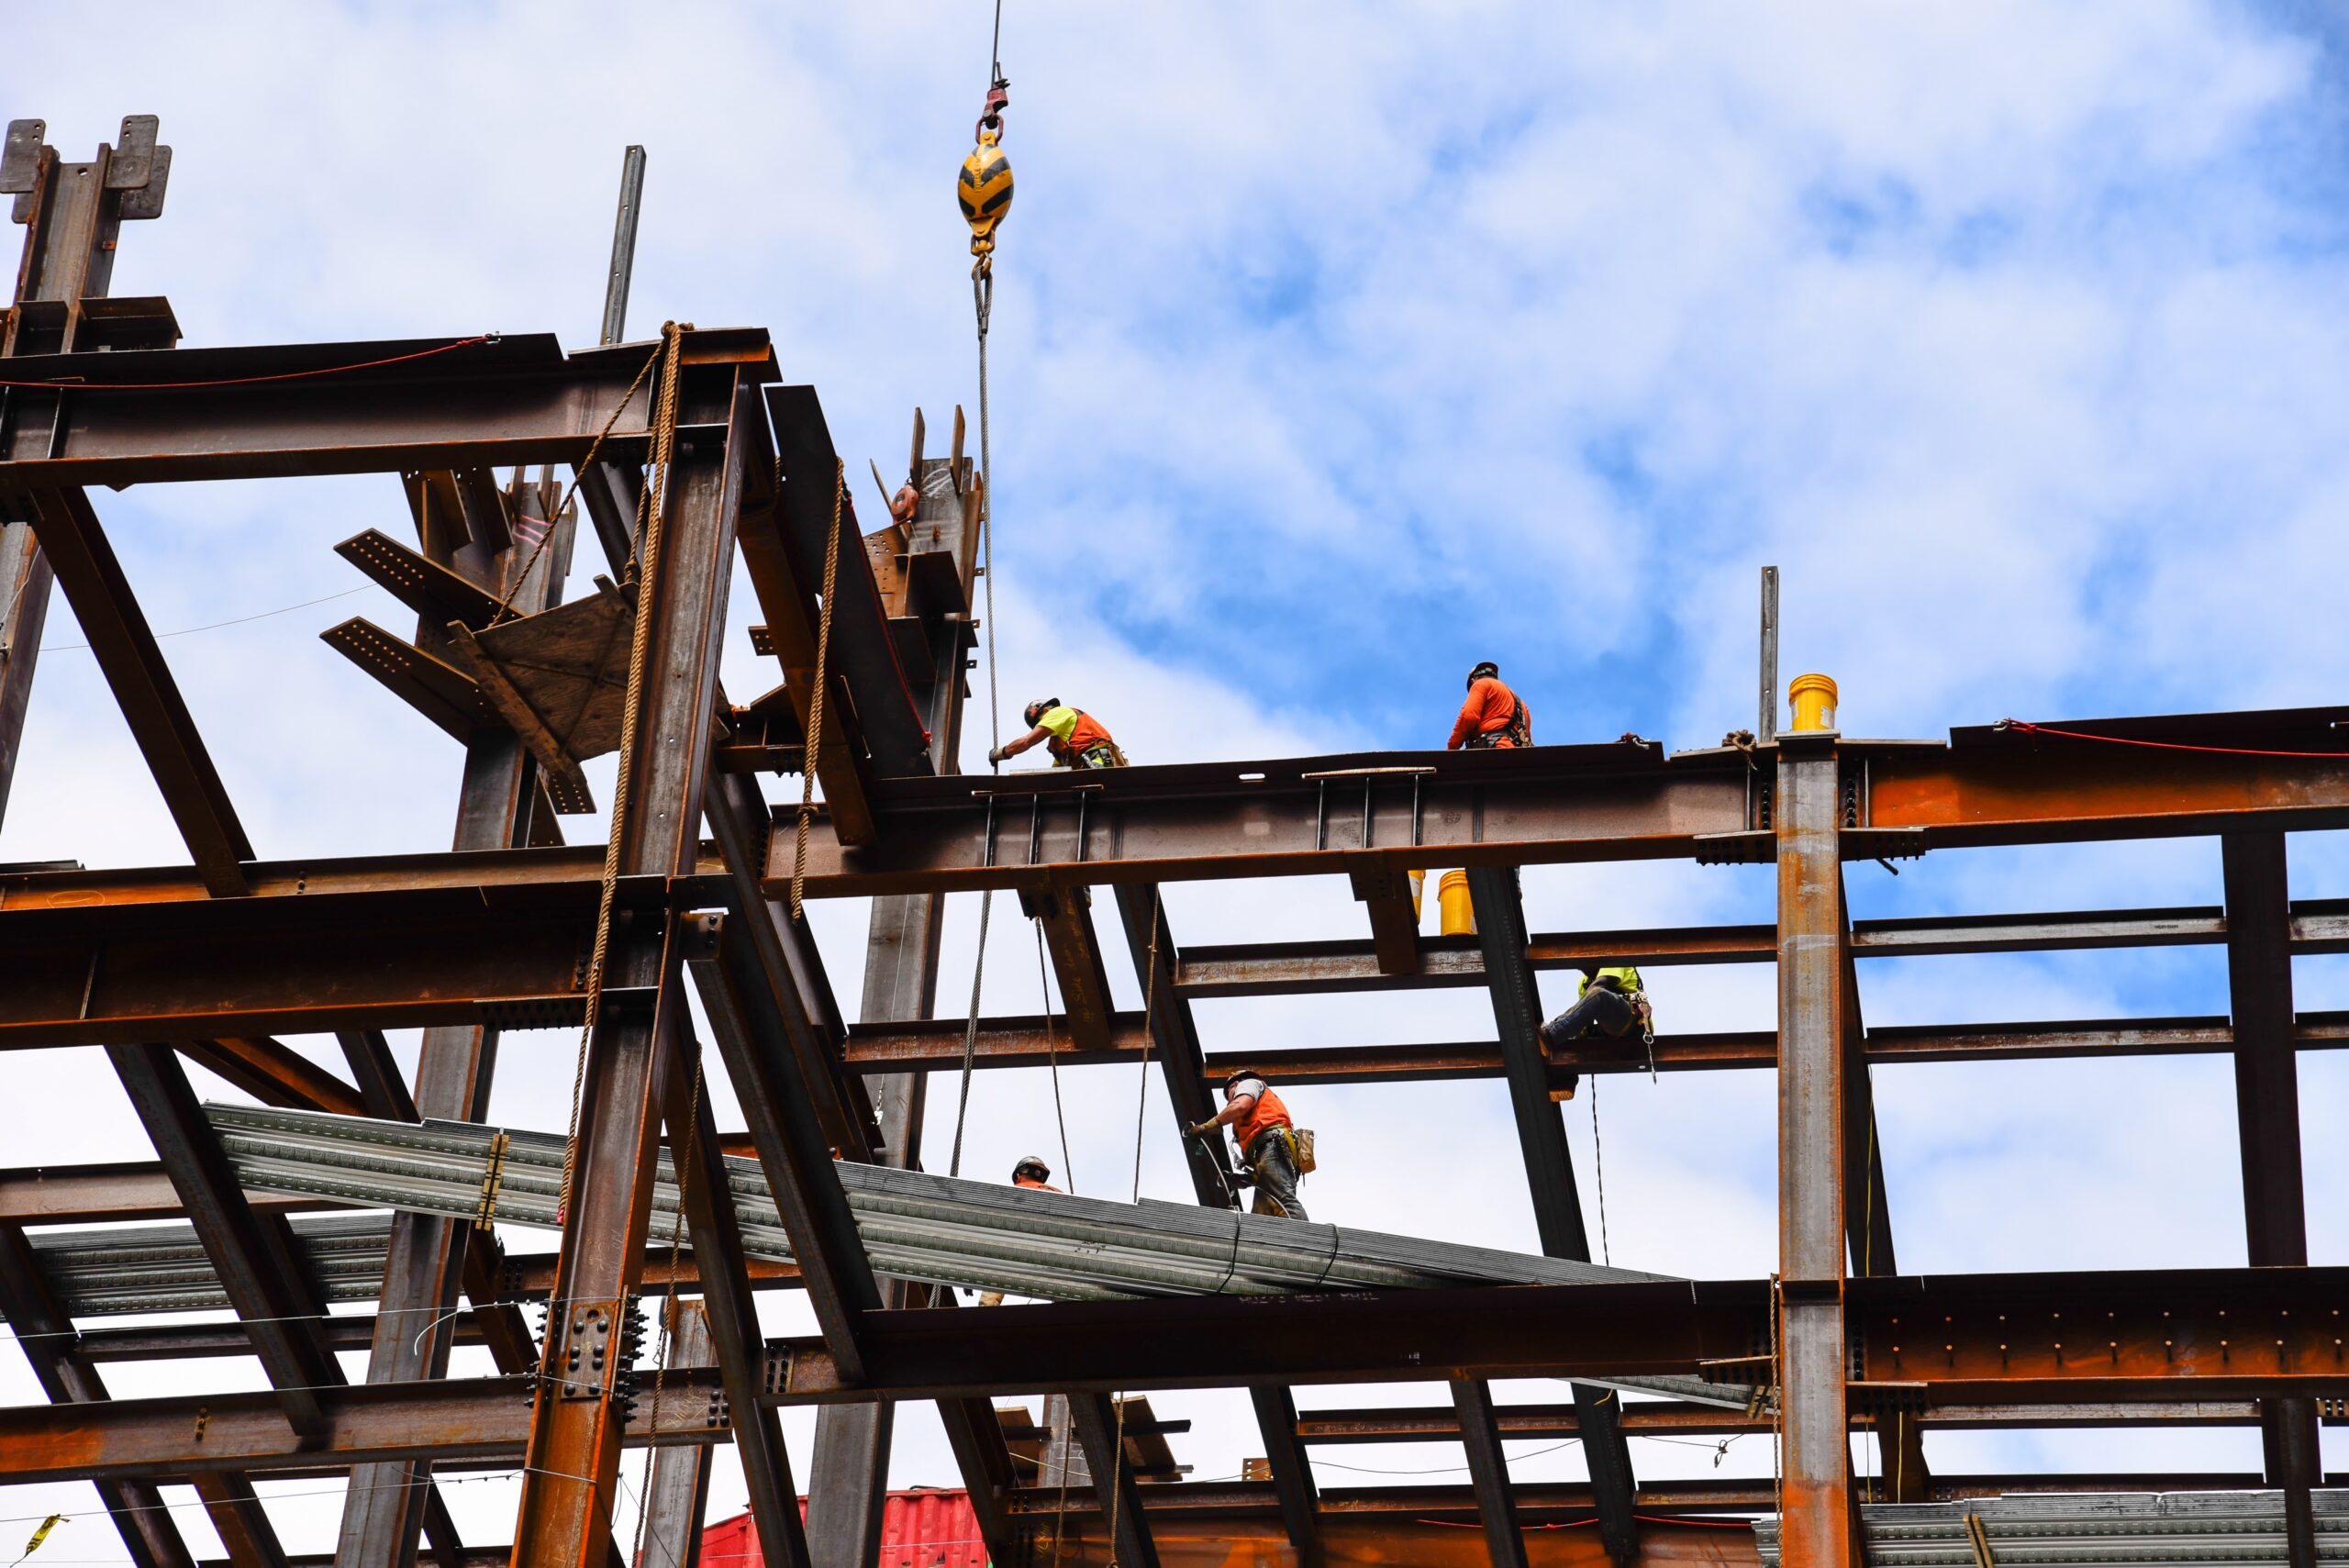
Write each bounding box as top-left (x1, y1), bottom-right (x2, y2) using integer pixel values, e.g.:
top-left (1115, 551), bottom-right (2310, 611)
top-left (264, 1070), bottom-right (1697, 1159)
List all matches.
top-left (960, 128), bottom-right (1013, 258)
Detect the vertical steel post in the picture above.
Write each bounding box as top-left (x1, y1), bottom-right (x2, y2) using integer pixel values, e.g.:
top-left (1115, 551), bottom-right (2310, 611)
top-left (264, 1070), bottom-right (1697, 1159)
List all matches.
top-left (337, 485), bottom-right (573, 1568)
top-left (601, 148), bottom-right (647, 348)
top-left (1776, 730), bottom-right (1853, 1568)
top-left (507, 361), bottom-right (753, 1568)
top-left (804, 443), bottom-right (1008, 1568)
top-left (2221, 833), bottom-right (2317, 1568)
top-left (1758, 565), bottom-right (1780, 745)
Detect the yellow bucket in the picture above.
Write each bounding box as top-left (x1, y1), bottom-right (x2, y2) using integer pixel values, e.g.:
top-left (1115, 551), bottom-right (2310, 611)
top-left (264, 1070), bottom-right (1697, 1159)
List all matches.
top-left (1788, 673), bottom-right (1838, 732)
top-left (1407, 870), bottom-right (1426, 921)
top-left (1438, 870), bottom-right (1475, 936)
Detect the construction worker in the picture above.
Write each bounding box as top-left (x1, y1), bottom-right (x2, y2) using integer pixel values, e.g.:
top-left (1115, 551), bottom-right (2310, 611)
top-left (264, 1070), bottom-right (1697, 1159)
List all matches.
top-left (978, 1156), bottom-right (1064, 1305)
top-left (1186, 1069), bottom-right (1309, 1221)
top-left (989, 698), bottom-right (1128, 769)
top-left (1535, 965), bottom-right (1653, 1101)
top-left (1009, 1154), bottom-right (1060, 1192)
top-left (1448, 661), bottom-right (1531, 750)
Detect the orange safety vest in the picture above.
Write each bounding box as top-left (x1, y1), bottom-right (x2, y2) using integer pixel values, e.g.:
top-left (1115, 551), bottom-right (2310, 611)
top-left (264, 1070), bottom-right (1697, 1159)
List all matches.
top-left (1231, 1084), bottom-right (1294, 1154)
top-left (1047, 708), bottom-right (1117, 765)
top-left (1013, 1175), bottom-right (1062, 1192)
top-left (1450, 678), bottom-right (1531, 750)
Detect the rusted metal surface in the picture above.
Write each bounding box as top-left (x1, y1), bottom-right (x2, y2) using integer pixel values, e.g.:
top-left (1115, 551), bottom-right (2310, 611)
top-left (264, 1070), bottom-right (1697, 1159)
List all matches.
top-left (2221, 833), bottom-right (2321, 1568)
top-left (507, 364), bottom-right (760, 1568)
top-left (0, 881), bottom-right (602, 1044)
top-left (1774, 736), bottom-right (1854, 1568)
top-left (1452, 1376), bottom-right (1533, 1568)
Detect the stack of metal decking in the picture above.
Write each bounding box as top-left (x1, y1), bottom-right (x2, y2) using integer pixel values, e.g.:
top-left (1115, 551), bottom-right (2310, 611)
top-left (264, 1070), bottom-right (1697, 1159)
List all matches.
top-left (1754, 1490), bottom-right (2349, 1567)
top-left (200, 1102), bottom-right (1658, 1303)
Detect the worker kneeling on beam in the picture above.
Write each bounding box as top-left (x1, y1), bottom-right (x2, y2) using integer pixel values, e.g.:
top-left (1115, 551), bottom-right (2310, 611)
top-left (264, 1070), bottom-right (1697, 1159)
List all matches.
top-left (1447, 661), bottom-right (1531, 751)
top-left (979, 1155), bottom-right (1065, 1305)
top-left (1535, 966), bottom-right (1655, 1102)
top-left (989, 697), bottom-right (1129, 769)
top-left (1186, 1069), bottom-right (1312, 1221)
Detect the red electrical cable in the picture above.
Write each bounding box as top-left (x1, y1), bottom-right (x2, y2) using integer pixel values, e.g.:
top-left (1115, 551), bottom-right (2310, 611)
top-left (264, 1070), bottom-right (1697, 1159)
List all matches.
top-left (1998, 718), bottom-right (2349, 762)
top-left (0, 334), bottom-right (495, 391)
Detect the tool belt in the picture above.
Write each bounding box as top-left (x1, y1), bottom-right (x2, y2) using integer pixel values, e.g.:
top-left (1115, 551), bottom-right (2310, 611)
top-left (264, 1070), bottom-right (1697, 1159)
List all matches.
top-left (1244, 1125), bottom-right (1314, 1175)
top-left (1058, 740), bottom-right (1129, 769)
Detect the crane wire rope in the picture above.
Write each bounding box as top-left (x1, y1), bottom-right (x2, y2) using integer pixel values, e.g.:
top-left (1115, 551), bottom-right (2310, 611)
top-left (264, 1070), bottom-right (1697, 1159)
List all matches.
top-left (948, 1), bottom-right (1012, 1181)
top-left (1036, 917), bottom-right (1076, 1193)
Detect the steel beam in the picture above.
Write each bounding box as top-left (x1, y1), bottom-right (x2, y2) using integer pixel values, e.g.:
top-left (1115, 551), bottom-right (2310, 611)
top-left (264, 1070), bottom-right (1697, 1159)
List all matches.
top-left (0, 880), bottom-right (603, 1045)
top-left (0, 330), bottom-right (775, 484)
top-left (770, 720), bottom-right (2349, 896)
top-left (1348, 865), bottom-right (1421, 976)
top-left (1450, 1376), bottom-right (1531, 1568)
top-left (507, 362), bottom-right (760, 1568)
top-left (0, 1222), bottom-right (201, 1568)
top-left (1464, 865), bottom-right (1638, 1566)
top-left (631, 1303), bottom-right (715, 1568)
top-left (1025, 884), bottom-right (1119, 1053)
top-left (0, 516), bottom-right (51, 825)
top-left (763, 384), bottom-right (934, 779)
top-left (29, 486), bottom-right (250, 893)
top-left (661, 1037), bottom-right (811, 1568)
top-left (774, 741), bottom-right (1726, 895)
top-left (2221, 833), bottom-right (2320, 1568)
top-left (181, 1037), bottom-right (367, 1116)
top-left (339, 475), bottom-right (570, 1568)
top-left (1775, 734), bottom-right (1854, 1568)
top-left (685, 915), bottom-right (882, 1375)
top-left (0, 1374), bottom-right (729, 1485)
top-left (1112, 884), bottom-right (1319, 1567)
top-left (108, 1043), bottom-right (339, 1438)
top-left (1067, 1394), bottom-right (1163, 1568)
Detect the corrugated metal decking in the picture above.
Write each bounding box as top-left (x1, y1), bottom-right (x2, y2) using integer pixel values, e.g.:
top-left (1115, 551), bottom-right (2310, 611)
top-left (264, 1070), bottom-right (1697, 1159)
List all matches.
top-left (1755, 1490), bottom-right (2349, 1567)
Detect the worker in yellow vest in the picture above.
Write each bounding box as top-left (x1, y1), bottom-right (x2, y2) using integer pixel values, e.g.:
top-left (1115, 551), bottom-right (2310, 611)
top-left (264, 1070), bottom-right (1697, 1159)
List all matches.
top-left (989, 697), bottom-right (1128, 769)
top-left (1536, 966), bottom-right (1653, 1101)
top-left (1186, 1069), bottom-right (1308, 1220)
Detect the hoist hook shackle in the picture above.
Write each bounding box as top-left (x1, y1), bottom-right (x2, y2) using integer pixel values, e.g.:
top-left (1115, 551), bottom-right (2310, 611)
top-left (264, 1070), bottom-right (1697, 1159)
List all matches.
top-left (974, 75), bottom-right (1009, 143)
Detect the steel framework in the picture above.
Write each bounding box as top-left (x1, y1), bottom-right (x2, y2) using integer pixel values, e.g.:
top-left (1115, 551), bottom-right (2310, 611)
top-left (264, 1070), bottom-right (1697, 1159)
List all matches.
top-left (1, 116), bottom-right (2343, 1568)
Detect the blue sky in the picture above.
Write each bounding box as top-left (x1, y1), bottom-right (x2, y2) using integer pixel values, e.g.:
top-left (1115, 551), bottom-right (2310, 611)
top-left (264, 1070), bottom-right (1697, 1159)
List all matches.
top-left (4, 0), bottom-right (2347, 1555)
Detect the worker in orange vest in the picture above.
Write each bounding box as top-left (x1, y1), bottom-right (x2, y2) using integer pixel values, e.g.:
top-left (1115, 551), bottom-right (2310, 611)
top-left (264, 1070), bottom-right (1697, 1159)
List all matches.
top-left (1186, 1069), bottom-right (1309, 1220)
top-left (1009, 1154), bottom-right (1060, 1192)
top-left (978, 1156), bottom-right (1065, 1305)
top-left (989, 697), bottom-right (1129, 769)
top-left (1447, 661), bottom-right (1531, 750)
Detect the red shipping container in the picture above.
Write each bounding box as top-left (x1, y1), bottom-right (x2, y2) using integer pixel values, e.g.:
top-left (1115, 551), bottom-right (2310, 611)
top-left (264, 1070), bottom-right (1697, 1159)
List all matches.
top-left (700, 1489), bottom-right (989, 1568)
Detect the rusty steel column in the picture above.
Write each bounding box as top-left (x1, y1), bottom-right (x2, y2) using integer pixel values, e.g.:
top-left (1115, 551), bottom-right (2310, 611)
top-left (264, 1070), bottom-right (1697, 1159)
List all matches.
top-left (338, 484), bottom-right (573, 1568)
top-left (507, 361), bottom-right (754, 1568)
top-left (805, 439), bottom-right (992, 1568)
top-left (2221, 833), bottom-right (2318, 1568)
top-left (1776, 732), bottom-right (1854, 1568)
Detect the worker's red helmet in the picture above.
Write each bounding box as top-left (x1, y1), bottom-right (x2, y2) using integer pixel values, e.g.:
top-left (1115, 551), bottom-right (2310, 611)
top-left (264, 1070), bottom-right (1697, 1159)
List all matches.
top-left (1467, 661), bottom-right (1499, 690)
top-left (1023, 697), bottom-right (1058, 728)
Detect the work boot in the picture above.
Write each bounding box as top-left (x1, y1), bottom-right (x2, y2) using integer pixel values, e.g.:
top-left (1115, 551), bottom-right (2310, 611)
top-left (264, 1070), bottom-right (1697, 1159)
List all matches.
top-left (1536, 1013), bottom-right (1569, 1057)
top-left (1548, 1073), bottom-right (1579, 1104)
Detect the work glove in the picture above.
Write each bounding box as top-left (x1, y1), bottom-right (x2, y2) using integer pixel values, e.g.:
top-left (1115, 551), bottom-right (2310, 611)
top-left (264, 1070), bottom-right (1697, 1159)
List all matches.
top-left (986, 744), bottom-right (1007, 765)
